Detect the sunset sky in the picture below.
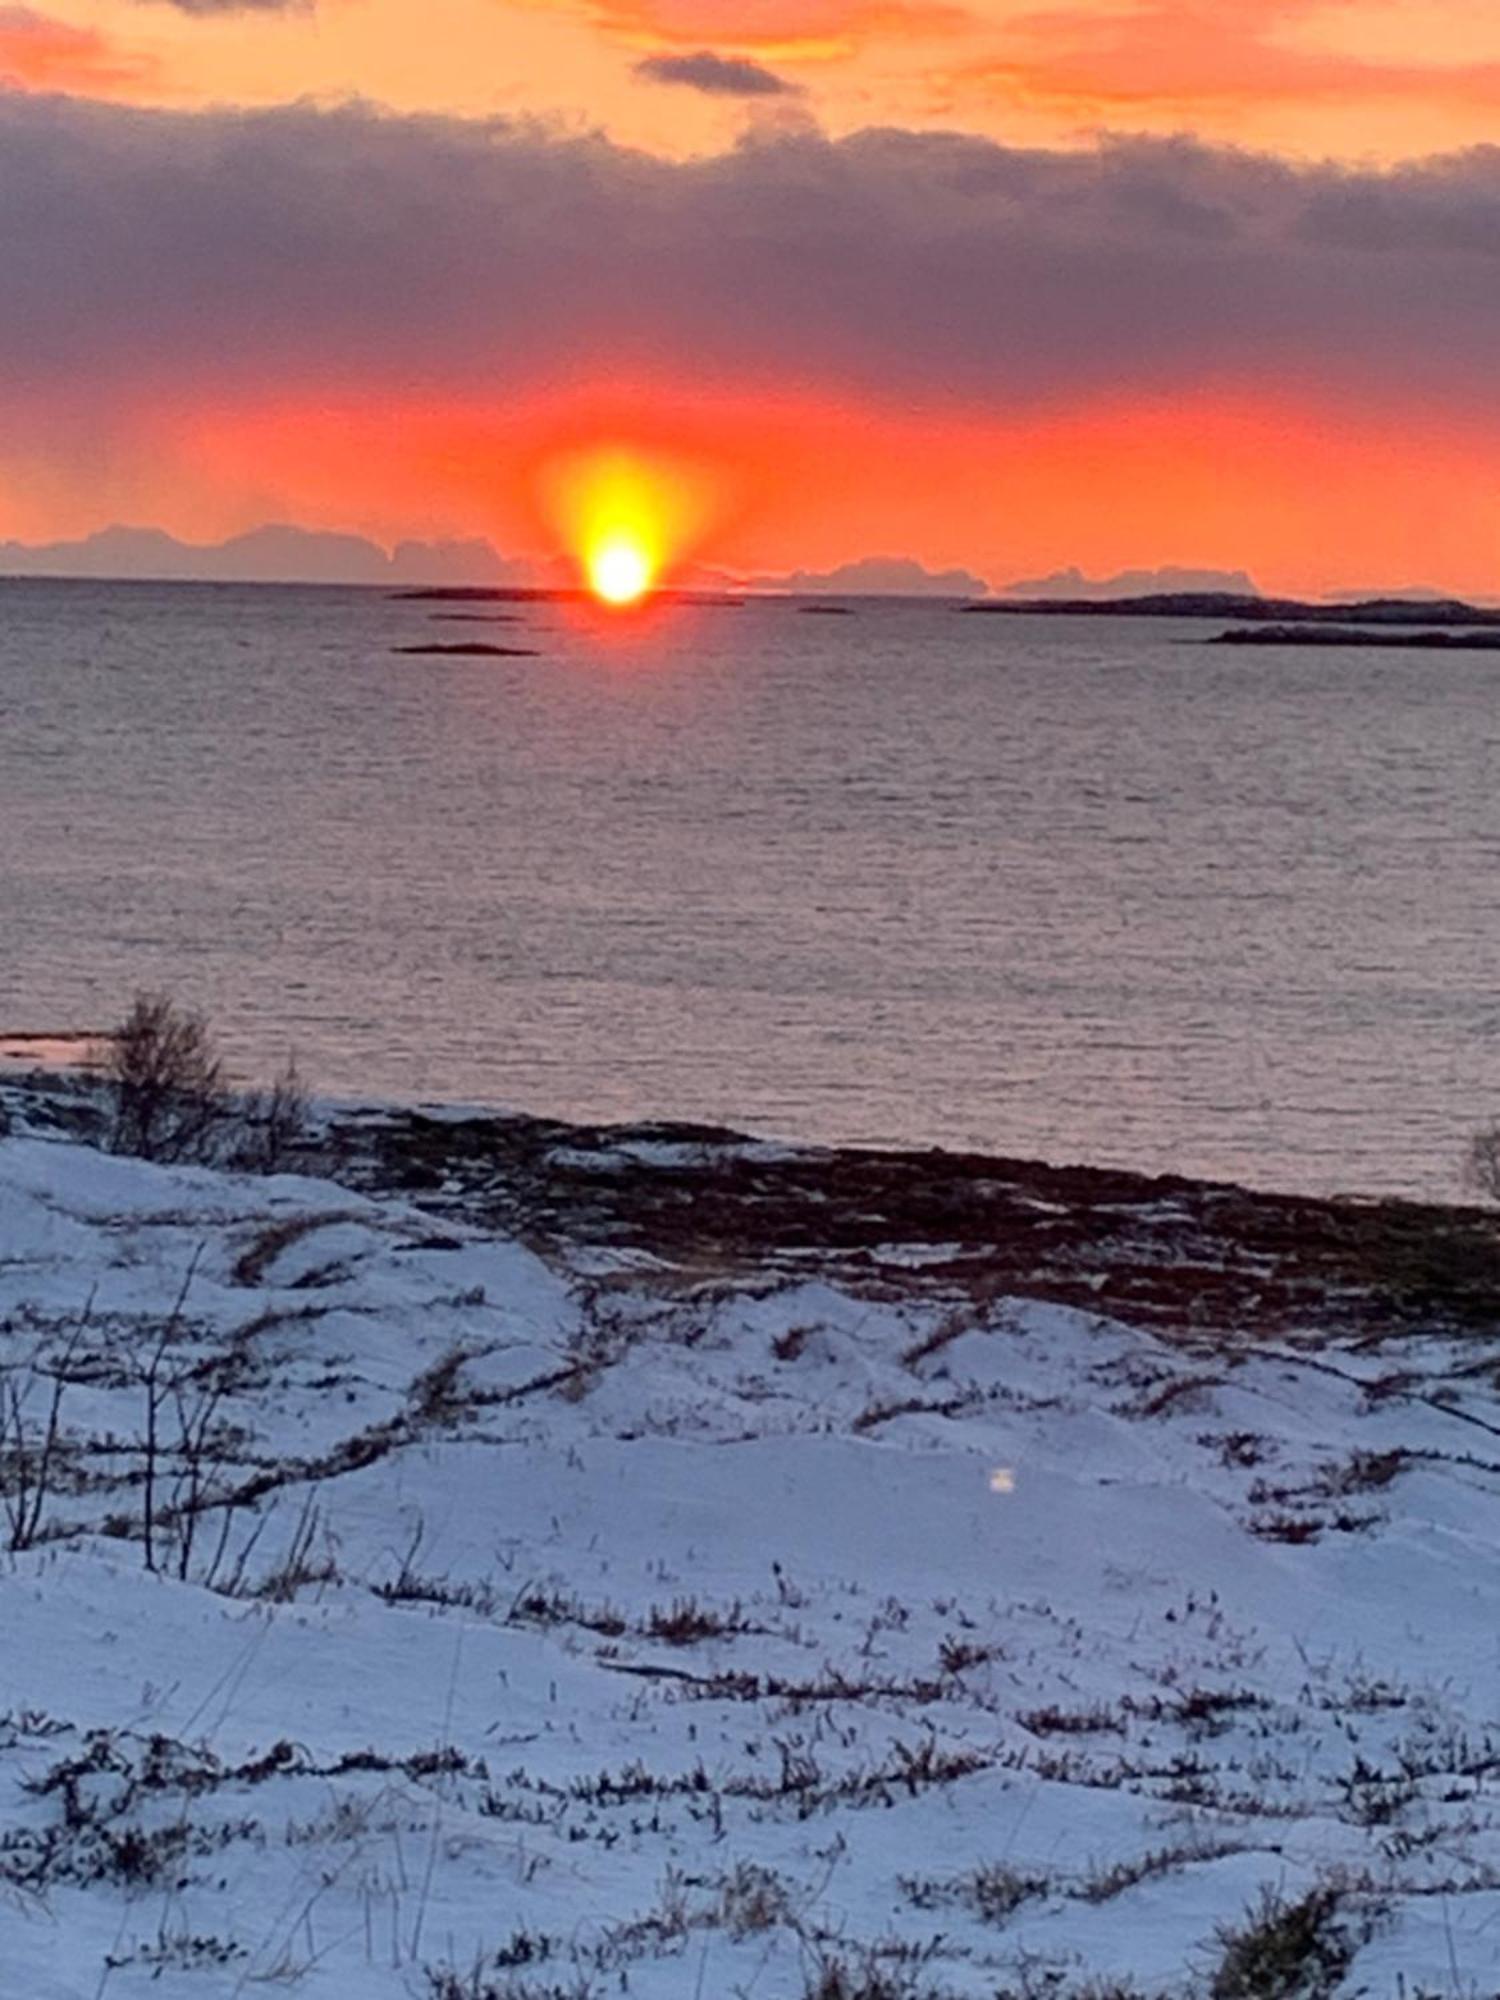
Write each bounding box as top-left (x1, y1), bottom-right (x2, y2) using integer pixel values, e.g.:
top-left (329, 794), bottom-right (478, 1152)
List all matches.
top-left (4, 0), bottom-right (1500, 592)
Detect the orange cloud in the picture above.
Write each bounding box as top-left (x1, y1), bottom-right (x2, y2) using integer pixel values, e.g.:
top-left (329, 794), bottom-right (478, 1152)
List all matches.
top-left (530, 0), bottom-right (972, 61)
top-left (5, 0), bottom-right (1493, 166)
top-left (0, 6), bottom-right (157, 95)
top-left (952, 0), bottom-right (1500, 124)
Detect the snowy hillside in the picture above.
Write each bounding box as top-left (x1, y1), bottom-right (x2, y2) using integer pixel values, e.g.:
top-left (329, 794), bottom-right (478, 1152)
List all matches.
top-left (1, 1089), bottom-right (1499, 1997)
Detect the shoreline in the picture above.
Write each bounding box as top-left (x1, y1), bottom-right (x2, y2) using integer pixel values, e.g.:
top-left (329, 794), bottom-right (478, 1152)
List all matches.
top-left (7, 1064), bottom-right (1497, 1342)
top-left (0, 1026), bottom-right (1470, 1211)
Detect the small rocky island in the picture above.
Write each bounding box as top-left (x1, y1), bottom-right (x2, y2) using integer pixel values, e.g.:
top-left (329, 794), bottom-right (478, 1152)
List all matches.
top-left (1210, 624), bottom-right (1500, 650)
top-left (968, 591), bottom-right (1500, 626)
top-left (393, 640), bottom-right (541, 656)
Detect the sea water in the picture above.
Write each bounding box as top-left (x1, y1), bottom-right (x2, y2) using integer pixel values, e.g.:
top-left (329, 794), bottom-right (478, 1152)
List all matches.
top-left (4, 577), bottom-right (1498, 1199)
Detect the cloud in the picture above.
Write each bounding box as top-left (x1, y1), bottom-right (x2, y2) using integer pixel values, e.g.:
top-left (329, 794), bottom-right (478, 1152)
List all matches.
top-left (956, 0), bottom-right (1500, 121)
top-left (635, 49), bottom-right (798, 93)
top-left (3, 94), bottom-right (1500, 424)
top-left (547, 0), bottom-right (971, 60)
top-left (134, 0), bottom-right (309, 14)
top-left (0, 6), bottom-right (155, 94)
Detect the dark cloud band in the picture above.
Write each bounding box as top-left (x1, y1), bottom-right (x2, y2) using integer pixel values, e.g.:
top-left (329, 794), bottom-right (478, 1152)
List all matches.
top-left (1, 96), bottom-right (1497, 412)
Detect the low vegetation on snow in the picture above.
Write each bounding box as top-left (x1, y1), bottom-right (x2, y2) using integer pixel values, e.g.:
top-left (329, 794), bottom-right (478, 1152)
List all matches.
top-left (2, 1070), bottom-right (1499, 1997)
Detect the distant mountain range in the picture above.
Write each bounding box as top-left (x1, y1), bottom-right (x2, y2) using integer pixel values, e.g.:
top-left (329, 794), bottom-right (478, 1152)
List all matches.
top-left (0, 529), bottom-right (1485, 608)
top-left (999, 564), bottom-right (1262, 600)
top-left (738, 556), bottom-right (990, 597)
top-left (0, 530), bottom-right (984, 595)
top-left (0, 524), bottom-right (538, 587)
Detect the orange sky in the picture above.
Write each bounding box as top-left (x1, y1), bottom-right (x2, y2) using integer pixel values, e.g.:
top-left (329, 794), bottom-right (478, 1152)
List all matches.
top-left (88, 382), bottom-right (1499, 600)
top-left (20, 0), bottom-right (1500, 159)
top-left (2, 0), bottom-right (1499, 591)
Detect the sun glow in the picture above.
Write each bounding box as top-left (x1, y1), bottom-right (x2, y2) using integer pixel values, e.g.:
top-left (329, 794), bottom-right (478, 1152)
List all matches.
top-left (535, 442), bottom-right (730, 609)
top-left (588, 534), bottom-right (654, 606)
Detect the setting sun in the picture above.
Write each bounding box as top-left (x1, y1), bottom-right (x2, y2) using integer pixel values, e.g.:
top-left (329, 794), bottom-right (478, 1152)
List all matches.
top-left (588, 534), bottom-right (654, 606)
top-left (534, 441), bottom-right (733, 608)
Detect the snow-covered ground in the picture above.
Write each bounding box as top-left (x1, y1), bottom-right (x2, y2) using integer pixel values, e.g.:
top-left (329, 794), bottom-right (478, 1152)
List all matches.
top-left (2, 1094), bottom-right (1499, 1998)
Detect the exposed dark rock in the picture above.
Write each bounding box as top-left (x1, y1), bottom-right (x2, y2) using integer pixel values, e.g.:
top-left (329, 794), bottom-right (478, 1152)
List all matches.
top-left (393, 641), bottom-right (541, 657)
top-left (319, 1106), bottom-right (1500, 1339)
top-left (966, 592), bottom-right (1500, 626)
top-left (1211, 624), bottom-right (1500, 650)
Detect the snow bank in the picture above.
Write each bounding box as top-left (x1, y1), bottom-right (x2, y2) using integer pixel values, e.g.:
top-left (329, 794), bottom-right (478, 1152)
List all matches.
top-left (1, 1118), bottom-right (1498, 1997)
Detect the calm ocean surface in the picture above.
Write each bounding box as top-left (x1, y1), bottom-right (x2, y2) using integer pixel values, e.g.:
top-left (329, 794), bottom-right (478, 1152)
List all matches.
top-left (4, 576), bottom-right (1498, 1200)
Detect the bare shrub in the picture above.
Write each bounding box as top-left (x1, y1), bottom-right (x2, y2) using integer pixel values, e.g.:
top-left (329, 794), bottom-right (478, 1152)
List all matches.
top-left (645, 1595), bottom-right (745, 1645)
top-left (1211, 1883), bottom-right (1359, 2000)
top-left (938, 1634), bottom-right (1000, 1675)
top-left (233, 1057), bottom-right (310, 1174)
top-left (249, 1491), bottom-right (338, 1602)
top-left (102, 992), bottom-right (228, 1163)
top-left (137, 1255), bottom-right (206, 1574)
top-left (901, 1859), bottom-right (1048, 1925)
top-left (719, 1860), bottom-right (789, 1936)
top-left (426, 1971), bottom-right (594, 2000)
top-left (160, 1348), bottom-right (244, 1583)
top-left (803, 1955), bottom-right (937, 2000)
top-left (99, 995), bottom-right (313, 1173)
top-left (1, 1328), bottom-right (83, 1552)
